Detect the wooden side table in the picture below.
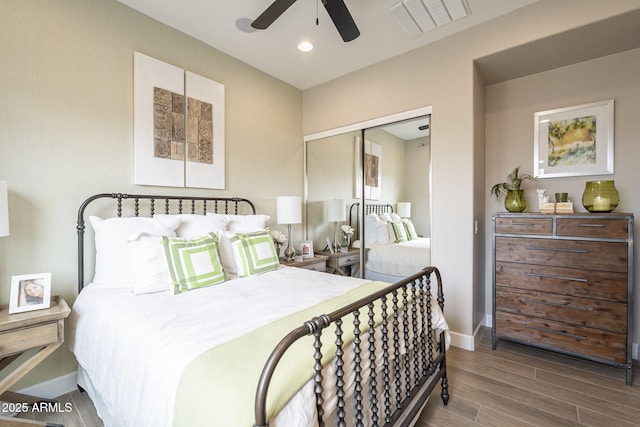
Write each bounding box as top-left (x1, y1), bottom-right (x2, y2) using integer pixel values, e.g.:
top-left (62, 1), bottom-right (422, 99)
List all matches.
top-left (280, 254), bottom-right (329, 272)
top-left (321, 248), bottom-right (362, 277)
top-left (0, 296), bottom-right (70, 422)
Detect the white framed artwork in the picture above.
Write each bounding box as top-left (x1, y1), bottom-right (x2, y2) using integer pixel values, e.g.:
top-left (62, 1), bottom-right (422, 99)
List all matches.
top-left (133, 52), bottom-right (225, 189)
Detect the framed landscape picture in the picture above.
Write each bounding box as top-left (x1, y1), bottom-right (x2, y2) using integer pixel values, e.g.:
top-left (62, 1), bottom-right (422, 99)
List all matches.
top-left (534, 99), bottom-right (613, 178)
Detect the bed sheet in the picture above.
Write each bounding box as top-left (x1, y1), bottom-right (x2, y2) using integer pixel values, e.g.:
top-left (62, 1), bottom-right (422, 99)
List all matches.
top-left (365, 237), bottom-right (431, 277)
top-left (68, 266), bottom-right (368, 427)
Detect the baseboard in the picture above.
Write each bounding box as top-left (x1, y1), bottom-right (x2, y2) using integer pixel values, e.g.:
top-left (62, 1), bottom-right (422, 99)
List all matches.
top-left (449, 331), bottom-right (474, 351)
top-left (17, 372), bottom-right (78, 399)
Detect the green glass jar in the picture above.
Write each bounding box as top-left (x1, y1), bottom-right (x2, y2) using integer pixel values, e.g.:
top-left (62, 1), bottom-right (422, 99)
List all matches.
top-left (505, 189), bottom-right (526, 212)
top-left (582, 180), bottom-right (619, 213)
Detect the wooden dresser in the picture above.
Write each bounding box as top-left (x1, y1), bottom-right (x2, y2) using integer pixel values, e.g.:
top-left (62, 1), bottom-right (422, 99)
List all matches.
top-left (491, 213), bottom-right (634, 385)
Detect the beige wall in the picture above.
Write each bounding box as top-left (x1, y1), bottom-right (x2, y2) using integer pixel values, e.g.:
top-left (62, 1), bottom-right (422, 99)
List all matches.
top-left (0, 0), bottom-right (302, 388)
top-left (303, 0), bottom-right (640, 346)
top-left (485, 48), bottom-right (640, 350)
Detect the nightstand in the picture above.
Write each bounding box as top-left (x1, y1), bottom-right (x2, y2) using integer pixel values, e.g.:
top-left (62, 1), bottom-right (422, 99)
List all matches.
top-left (0, 296), bottom-right (70, 419)
top-left (280, 254), bottom-right (329, 272)
top-left (321, 248), bottom-right (362, 277)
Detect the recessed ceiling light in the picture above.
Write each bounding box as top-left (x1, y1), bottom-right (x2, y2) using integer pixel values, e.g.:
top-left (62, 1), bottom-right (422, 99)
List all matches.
top-left (297, 41), bottom-right (314, 52)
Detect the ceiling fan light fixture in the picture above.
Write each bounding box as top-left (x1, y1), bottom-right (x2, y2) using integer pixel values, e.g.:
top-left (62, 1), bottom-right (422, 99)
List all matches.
top-left (298, 41), bottom-right (314, 52)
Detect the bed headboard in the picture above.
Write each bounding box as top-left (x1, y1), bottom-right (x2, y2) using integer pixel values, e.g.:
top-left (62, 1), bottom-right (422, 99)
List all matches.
top-left (348, 202), bottom-right (393, 241)
top-left (76, 193), bottom-right (256, 293)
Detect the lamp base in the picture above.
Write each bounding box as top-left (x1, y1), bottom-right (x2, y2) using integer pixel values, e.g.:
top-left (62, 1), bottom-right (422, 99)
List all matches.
top-left (284, 224), bottom-right (294, 261)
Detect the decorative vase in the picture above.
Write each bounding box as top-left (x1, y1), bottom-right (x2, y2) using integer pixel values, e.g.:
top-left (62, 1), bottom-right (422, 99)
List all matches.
top-left (504, 190), bottom-right (526, 212)
top-left (582, 180), bottom-right (619, 213)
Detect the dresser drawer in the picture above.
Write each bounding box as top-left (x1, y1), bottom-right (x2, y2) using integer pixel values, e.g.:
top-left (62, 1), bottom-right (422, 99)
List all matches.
top-left (496, 312), bottom-right (626, 363)
top-left (305, 260), bottom-right (327, 272)
top-left (0, 322), bottom-right (60, 357)
top-left (495, 287), bottom-right (626, 333)
top-left (557, 218), bottom-right (629, 239)
top-left (495, 262), bottom-right (628, 302)
top-left (495, 237), bottom-right (627, 272)
top-left (495, 217), bottom-right (552, 235)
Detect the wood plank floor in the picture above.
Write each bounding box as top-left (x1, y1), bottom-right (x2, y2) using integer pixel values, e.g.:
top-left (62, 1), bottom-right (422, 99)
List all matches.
top-left (15, 327), bottom-right (640, 426)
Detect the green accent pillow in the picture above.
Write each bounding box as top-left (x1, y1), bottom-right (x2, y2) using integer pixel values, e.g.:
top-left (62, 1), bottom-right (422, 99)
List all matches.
top-left (162, 233), bottom-right (227, 294)
top-left (403, 219), bottom-right (419, 240)
top-left (390, 222), bottom-right (408, 243)
top-left (229, 229), bottom-right (280, 277)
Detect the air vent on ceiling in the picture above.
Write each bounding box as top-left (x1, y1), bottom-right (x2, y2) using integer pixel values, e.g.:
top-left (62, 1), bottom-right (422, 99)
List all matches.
top-left (390, 0), bottom-right (469, 38)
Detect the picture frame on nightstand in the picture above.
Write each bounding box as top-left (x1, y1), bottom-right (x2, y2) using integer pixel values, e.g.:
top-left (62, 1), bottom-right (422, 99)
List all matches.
top-left (9, 272), bottom-right (51, 314)
top-left (300, 240), bottom-right (314, 258)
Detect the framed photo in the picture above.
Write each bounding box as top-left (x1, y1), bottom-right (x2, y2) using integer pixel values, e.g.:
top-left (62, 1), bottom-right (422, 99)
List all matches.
top-left (534, 99), bottom-right (614, 178)
top-left (9, 273), bottom-right (52, 314)
top-left (300, 240), bottom-right (314, 258)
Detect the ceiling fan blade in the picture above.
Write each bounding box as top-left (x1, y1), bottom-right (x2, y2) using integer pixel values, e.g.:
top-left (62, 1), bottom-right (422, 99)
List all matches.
top-left (322, 0), bottom-right (360, 42)
top-left (251, 0), bottom-right (298, 30)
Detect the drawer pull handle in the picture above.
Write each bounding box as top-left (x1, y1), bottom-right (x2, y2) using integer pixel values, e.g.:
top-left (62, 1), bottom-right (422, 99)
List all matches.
top-left (525, 246), bottom-right (589, 254)
top-left (577, 223), bottom-right (606, 228)
top-left (525, 272), bottom-right (588, 283)
top-left (512, 222), bottom-right (534, 226)
top-left (523, 299), bottom-right (588, 311)
top-left (525, 324), bottom-right (587, 340)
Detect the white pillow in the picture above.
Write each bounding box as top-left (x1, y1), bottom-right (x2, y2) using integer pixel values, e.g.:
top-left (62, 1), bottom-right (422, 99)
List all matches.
top-left (390, 212), bottom-right (403, 223)
top-left (207, 213), bottom-right (270, 233)
top-left (376, 219), bottom-right (392, 243)
top-left (379, 212), bottom-right (393, 223)
top-left (155, 214), bottom-right (228, 238)
top-left (128, 233), bottom-right (171, 295)
top-left (89, 215), bottom-right (181, 289)
top-left (364, 213), bottom-right (380, 243)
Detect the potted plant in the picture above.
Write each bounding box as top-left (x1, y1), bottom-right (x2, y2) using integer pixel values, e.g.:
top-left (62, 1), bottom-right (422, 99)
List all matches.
top-left (490, 166), bottom-right (536, 212)
top-left (294, 248), bottom-right (304, 263)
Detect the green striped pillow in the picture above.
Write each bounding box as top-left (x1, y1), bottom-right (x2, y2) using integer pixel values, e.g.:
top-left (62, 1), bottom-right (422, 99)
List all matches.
top-left (229, 229), bottom-right (280, 277)
top-left (162, 233), bottom-right (227, 294)
top-left (389, 221), bottom-right (408, 243)
top-left (403, 219), bottom-right (419, 240)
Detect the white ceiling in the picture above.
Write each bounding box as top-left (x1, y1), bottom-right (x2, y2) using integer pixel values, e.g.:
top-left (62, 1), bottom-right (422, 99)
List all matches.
top-left (117, 0), bottom-right (537, 90)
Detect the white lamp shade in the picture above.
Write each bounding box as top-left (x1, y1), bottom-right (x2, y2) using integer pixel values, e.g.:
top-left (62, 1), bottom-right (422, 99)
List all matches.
top-left (397, 202), bottom-right (411, 218)
top-left (0, 181), bottom-right (8, 237)
top-left (325, 199), bottom-right (346, 222)
top-left (277, 196), bottom-right (301, 224)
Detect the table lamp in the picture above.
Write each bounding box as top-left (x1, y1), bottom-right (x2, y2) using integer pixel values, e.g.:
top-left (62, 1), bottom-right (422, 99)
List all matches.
top-left (277, 196), bottom-right (301, 261)
top-left (397, 202), bottom-right (411, 218)
top-left (325, 198), bottom-right (345, 252)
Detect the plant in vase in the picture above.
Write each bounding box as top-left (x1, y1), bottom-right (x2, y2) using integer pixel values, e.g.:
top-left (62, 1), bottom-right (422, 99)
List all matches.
top-left (490, 166), bottom-right (537, 212)
top-left (340, 224), bottom-right (354, 250)
top-left (294, 249), bottom-right (304, 262)
top-left (270, 229), bottom-right (287, 258)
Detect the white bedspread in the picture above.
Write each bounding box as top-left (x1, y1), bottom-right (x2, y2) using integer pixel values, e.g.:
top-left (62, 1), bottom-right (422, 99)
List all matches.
top-left (68, 267), bottom-right (369, 427)
top-left (365, 237), bottom-right (431, 277)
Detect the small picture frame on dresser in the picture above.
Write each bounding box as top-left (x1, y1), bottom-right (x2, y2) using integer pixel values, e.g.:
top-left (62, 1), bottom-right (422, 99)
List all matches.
top-left (9, 272), bottom-right (51, 314)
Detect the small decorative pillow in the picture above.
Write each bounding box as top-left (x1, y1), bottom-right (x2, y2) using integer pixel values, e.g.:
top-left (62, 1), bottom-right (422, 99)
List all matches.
top-left (128, 233), bottom-right (172, 295)
top-left (228, 229), bottom-right (280, 277)
top-left (206, 213), bottom-right (270, 233)
top-left (155, 214), bottom-right (228, 238)
top-left (389, 221), bottom-right (408, 243)
top-left (402, 219), bottom-right (419, 240)
top-left (162, 233), bottom-right (228, 294)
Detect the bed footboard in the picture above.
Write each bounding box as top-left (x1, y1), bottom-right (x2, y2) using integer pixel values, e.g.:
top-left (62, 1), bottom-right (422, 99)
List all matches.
top-left (254, 267), bottom-right (448, 427)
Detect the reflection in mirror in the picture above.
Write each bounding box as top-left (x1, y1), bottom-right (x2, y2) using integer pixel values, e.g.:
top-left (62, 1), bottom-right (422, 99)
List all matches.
top-left (304, 112), bottom-right (431, 282)
top-left (360, 115), bottom-right (431, 282)
top-left (306, 130), bottom-right (361, 275)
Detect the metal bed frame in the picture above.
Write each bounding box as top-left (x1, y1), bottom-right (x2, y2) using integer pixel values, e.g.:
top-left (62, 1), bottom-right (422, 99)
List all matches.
top-left (76, 193), bottom-right (448, 426)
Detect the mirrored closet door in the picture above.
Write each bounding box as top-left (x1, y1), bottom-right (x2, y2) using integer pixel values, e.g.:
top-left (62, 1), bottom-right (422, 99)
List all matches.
top-left (304, 107), bottom-right (432, 282)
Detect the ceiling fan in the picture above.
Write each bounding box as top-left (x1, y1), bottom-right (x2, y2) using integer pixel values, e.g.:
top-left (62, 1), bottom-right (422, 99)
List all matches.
top-left (251, 0), bottom-right (360, 42)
